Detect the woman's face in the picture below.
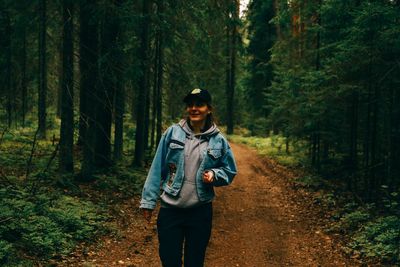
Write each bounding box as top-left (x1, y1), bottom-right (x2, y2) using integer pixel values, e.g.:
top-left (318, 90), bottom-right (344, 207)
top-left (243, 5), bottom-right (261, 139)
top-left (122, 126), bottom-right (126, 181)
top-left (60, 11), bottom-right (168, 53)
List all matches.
top-left (186, 100), bottom-right (210, 123)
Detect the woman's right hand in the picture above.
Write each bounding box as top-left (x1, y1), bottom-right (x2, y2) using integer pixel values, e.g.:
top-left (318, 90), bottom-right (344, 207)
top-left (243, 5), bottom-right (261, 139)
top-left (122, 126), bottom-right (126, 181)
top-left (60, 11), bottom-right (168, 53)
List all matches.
top-left (142, 209), bottom-right (153, 223)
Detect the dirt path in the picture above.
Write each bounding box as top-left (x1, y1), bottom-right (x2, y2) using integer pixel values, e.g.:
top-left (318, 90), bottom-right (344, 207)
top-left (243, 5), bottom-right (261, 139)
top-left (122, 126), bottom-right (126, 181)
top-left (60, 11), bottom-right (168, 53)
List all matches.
top-left (60, 143), bottom-right (357, 267)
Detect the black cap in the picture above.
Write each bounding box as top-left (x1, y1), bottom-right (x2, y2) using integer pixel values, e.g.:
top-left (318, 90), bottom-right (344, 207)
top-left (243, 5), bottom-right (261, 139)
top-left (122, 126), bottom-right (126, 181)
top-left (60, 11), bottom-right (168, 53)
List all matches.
top-left (183, 88), bottom-right (212, 104)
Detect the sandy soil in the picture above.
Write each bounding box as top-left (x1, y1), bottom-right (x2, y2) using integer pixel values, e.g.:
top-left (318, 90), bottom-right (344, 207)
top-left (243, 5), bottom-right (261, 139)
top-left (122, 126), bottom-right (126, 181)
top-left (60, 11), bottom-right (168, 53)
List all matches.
top-left (59, 143), bottom-right (359, 267)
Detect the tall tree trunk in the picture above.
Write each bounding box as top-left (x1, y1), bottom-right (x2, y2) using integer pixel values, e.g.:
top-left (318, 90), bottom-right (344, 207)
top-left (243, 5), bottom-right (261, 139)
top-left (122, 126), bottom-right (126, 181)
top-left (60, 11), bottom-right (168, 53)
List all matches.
top-left (156, 1), bottom-right (164, 146)
top-left (151, 0), bottom-right (164, 148)
top-left (113, 0), bottom-right (125, 162)
top-left (349, 91), bottom-right (359, 171)
top-left (134, 0), bottom-right (151, 167)
top-left (144, 79), bottom-right (150, 151)
top-left (226, 0), bottom-right (238, 135)
top-left (151, 42), bottom-right (158, 151)
top-left (59, 0), bottom-right (74, 173)
top-left (79, 0), bottom-right (98, 180)
top-left (57, 39), bottom-right (63, 118)
top-left (114, 75), bottom-right (125, 161)
top-left (364, 73), bottom-right (372, 199)
top-left (273, 0), bottom-right (282, 40)
top-left (95, 4), bottom-right (119, 169)
top-left (38, 0), bottom-right (47, 138)
top-left (21, 27), bottom-right (27, 127)
top-left (314, 0), bottom-right (322, 172)
top-left (389, 84), bottom-right (400, 190)
top-left (369, 84), bottom-right (379, 199)
top-left (5, 12), bottom-right (12, 128)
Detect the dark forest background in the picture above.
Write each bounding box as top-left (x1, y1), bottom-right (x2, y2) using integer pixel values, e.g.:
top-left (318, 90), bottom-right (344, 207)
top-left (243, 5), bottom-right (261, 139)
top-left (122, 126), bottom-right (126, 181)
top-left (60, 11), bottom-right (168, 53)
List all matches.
top-left (0, 0), bottom-right (399, 265)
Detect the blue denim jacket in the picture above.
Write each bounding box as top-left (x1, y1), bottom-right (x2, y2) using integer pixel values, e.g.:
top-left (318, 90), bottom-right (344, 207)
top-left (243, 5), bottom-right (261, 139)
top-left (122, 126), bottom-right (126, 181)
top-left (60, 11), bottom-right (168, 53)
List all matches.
top-left (140, 123), bottom-right (237, 210)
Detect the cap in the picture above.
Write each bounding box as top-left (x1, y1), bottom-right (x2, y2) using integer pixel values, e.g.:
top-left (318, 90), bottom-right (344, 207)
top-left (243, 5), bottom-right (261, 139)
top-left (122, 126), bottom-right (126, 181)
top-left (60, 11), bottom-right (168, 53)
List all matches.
top-left (183, 88), bottom-right (212, 104)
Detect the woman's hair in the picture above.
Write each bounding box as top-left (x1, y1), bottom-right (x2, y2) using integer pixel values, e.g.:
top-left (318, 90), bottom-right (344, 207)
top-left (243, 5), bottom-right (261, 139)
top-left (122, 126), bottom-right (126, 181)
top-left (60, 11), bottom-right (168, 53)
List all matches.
top-left (204, 104), bottom-right (214, 130)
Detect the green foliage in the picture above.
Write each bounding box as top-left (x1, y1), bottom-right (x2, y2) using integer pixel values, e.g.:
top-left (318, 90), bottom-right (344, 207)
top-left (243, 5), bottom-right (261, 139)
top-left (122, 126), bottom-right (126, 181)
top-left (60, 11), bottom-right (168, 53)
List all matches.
top-left (245, 117), bottom-right (270, 136)
top-left (0, 187), bottom-right (107, 264)
top-left (328, 200), bottom-right (400, 264)
top-left (334, 209), bottom-right (371, 233)
top-left (0, 240), bottom-right (13, 262)
top-left (228, 134), bottom-right (306, 167)
top-left (350, 216), bottom-right (400, 262)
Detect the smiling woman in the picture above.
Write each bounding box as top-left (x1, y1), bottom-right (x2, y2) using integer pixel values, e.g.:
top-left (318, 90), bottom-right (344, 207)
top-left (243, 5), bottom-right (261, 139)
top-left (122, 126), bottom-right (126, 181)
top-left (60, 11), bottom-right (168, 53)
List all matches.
top-left (140, 88), bottom-right (238, 267)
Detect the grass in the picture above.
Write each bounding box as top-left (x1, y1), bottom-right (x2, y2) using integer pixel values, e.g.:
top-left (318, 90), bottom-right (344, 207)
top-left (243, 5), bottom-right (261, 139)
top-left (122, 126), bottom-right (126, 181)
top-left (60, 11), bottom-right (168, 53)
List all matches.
top-left (227, 134), bottom-right (307, 167)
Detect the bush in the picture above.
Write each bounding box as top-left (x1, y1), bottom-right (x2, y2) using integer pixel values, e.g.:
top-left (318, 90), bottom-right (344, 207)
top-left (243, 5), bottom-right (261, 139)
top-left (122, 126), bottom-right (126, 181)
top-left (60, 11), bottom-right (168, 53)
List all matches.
top-left (0, 187), bottom-right (107, 264)
top-left (350, 216), bottom-right (400, 263)
top-left (0, 240), bottom-right (13, 262)
top-left (334, 209), bottom-right (371, 232)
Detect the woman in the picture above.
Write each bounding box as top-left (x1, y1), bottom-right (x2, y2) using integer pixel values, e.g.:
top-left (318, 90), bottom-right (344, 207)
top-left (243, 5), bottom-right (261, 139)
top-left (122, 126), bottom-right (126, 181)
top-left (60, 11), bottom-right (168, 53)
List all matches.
top-left (140, 88), bottom-right (237, 267)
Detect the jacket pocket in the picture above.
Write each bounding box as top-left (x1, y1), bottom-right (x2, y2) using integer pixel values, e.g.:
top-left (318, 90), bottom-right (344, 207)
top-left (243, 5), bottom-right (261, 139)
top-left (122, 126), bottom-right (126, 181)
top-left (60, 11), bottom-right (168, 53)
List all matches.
top-left (169, 139), bottom-right (185, 149)
top-left (166, 139), bottom-right (184, 160)
top-left (207, 148), bottom-right (223, 160)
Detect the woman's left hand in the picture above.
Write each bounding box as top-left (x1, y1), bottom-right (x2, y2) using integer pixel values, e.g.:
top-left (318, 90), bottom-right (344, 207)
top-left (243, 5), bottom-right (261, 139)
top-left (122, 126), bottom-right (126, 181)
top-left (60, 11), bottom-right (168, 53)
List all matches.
top-left (202, 170), bottom-right (214, 184)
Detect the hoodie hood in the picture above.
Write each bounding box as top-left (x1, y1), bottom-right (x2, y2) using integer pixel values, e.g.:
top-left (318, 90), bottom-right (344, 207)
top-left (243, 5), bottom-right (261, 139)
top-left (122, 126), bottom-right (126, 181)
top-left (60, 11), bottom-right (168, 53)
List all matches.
top-left (178, 119), bottom-right (219, 138)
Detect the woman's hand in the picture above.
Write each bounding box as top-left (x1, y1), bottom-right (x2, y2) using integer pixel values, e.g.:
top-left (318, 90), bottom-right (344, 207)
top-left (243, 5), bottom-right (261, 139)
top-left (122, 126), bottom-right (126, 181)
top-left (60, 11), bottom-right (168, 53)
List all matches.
top-left (142, 209), bottom-right (153, 223)
top-left (202, 170), bottom-right (215, 184)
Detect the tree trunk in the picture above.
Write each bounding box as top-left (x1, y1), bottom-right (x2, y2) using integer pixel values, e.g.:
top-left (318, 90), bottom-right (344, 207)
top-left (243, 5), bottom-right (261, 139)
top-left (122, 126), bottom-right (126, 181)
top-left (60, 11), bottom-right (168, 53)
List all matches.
top-left (144, 79), bottom-right (150, 151)
top-left (95, 3), bottom-right (119, 168)
top-left (114, 77), bottom-right (125, 161)
top-left (151, 0), bottom-right (164, 148)
top-left (226, 0), bottom-right (238, 135)
top-left (113, 0), bottom-right (125, 162)
top-left (134, 0), bottom-right (151, 167)
top-left (364, 77), bottom-right (372, 199)
top-left (79, 0), bottom-right (99, 180)
top-left (150, 40), bottom-right (158, 150)
top-left (5, 12), bottom-right (12, 128)
top-left (389, 83), bottom-right (400, 190)
top-left (156, 1), bottom-right (164, 146)
top-left (21, 27), bottom-right (27, 127)
top-left (59, 0), bottom-right (74, 173)
top-left (369, 84), bottom-right (379, 199)
top-left (38, 0), bottom-right (47, 138)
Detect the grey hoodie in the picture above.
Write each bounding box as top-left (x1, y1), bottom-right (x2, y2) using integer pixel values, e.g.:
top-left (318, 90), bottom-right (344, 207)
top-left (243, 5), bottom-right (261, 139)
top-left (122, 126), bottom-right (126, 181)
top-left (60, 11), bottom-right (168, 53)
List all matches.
top-left (160, 119), bottom-right (219, 208)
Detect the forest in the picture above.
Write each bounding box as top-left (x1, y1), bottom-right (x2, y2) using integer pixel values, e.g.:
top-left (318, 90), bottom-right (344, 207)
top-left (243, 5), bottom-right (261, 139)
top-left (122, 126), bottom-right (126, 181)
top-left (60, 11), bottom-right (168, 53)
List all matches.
top-left (0, 0), bottom-right (399, 266)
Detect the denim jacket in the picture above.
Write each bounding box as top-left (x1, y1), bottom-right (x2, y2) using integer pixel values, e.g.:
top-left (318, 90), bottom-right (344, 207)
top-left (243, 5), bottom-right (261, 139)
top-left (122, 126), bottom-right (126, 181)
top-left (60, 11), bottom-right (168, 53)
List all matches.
top-left (140, 123), bottom-right (237, 210)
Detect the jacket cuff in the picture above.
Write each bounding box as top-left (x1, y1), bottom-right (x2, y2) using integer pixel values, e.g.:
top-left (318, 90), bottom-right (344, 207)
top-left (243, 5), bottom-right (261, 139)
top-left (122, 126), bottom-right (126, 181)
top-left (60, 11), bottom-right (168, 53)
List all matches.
top-left (139, 200), bottom-right (156, 210)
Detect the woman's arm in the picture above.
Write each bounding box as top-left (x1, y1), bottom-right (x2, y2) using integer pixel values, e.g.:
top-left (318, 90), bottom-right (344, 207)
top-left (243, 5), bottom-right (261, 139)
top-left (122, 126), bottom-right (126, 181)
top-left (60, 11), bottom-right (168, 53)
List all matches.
top-left (210, 144), bottom-right (237, 187)
top-left (139, 129), bottom-right (170, 210)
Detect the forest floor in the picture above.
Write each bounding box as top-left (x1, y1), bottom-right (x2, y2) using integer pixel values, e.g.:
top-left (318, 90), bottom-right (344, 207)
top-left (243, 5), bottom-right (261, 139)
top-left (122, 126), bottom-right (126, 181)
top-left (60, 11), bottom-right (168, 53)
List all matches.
top-left (58, 143), bottom-right (361, 267)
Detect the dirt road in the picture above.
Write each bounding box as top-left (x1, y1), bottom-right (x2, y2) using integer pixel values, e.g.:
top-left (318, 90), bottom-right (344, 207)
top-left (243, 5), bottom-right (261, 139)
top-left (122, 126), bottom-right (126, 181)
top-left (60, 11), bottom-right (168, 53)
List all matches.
top-left (62, 143), bottom-right (356, 266)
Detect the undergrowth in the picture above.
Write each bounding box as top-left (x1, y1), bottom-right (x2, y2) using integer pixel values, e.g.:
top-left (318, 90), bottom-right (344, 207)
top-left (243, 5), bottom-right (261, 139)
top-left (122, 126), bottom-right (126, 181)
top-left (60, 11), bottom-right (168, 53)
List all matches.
top-left (0, 121), bottom-right (146, 266)
top-left (0, 186), bottom-right (108, 266)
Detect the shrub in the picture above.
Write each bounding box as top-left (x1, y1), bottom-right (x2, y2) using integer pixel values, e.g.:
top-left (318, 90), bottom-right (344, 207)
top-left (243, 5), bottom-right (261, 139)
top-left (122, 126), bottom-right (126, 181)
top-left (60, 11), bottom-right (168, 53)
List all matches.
top-left (350, 216), bottom-right (400, 263)
top-left (0, 240), bottom-right (13, 262)
top-left (335, 209), bottom-right (371, 232)
top-left (0, 187), bottom-right (107, 264)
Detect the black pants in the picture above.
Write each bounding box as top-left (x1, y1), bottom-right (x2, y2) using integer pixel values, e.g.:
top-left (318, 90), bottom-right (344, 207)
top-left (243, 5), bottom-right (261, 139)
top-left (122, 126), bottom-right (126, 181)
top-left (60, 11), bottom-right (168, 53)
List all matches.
top-left (157, 203), bottom-right (213, 267)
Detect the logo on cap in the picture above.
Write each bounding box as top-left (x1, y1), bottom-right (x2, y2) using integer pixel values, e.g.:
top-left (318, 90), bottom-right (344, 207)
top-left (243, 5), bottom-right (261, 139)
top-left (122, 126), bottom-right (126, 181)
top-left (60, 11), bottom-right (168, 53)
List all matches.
top-left (191, 88), bottom-right (201, 94)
